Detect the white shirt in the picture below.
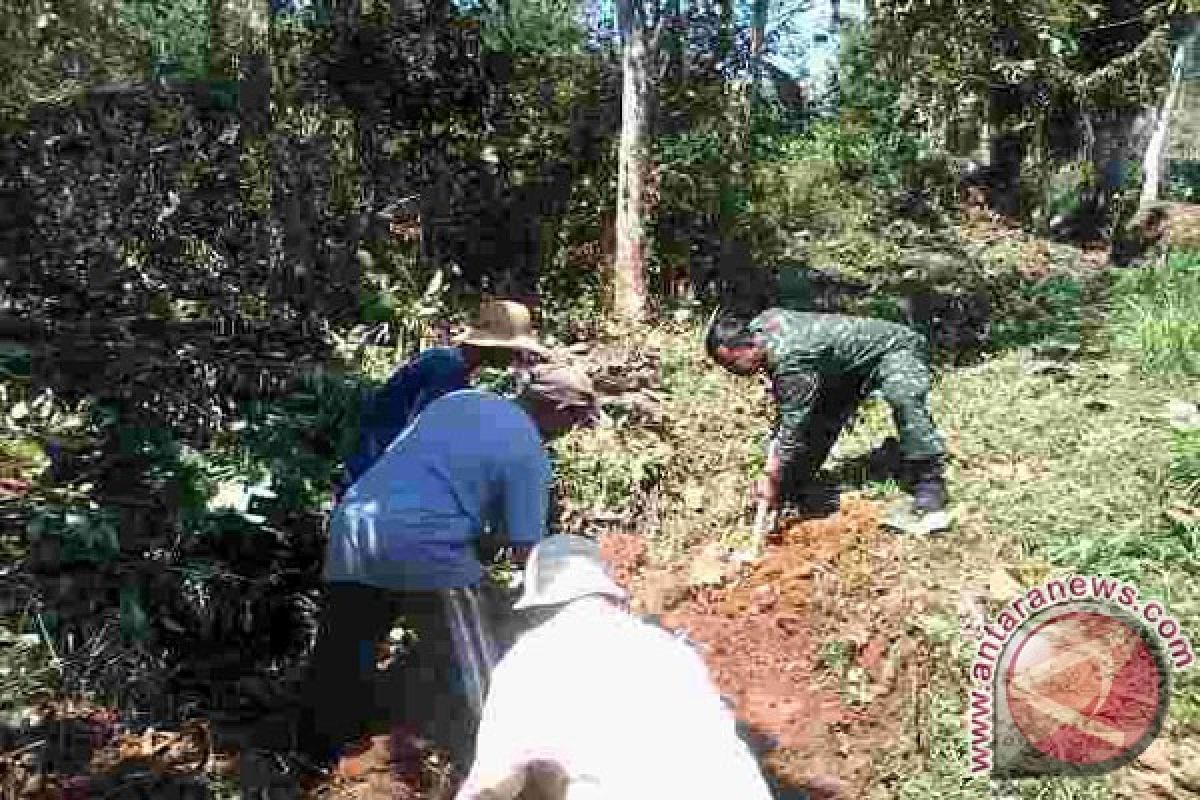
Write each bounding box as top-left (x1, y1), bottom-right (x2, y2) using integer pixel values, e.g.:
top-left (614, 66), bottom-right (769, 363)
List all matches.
top-left (456, 596), bottom-right (775, 800)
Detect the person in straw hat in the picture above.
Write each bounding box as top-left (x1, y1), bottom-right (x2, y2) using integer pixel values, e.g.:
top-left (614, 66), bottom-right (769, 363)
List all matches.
top-left (340, 299), bottom-right (553, 495)
top-left (297, 367), bottom-right (600, 788)
top-left (454, 535), bottom-right (775, 800)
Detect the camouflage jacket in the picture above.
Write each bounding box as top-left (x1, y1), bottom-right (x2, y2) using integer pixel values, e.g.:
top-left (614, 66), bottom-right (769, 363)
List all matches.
top-left (748, 308), bottom-right (925, 473)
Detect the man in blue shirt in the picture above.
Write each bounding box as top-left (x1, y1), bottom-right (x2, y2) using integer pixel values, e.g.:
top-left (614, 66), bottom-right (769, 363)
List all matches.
top-left (297, 365), bottom-right (599, 786)
top-left (340, 300), bottom-right (552, 494)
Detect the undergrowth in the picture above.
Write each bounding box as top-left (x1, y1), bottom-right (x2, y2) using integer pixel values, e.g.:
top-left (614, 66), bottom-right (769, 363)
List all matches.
top-left (836, 340), bottom-right (1195, 796)
top-left (1111, 249), bottom-right (1200, 377)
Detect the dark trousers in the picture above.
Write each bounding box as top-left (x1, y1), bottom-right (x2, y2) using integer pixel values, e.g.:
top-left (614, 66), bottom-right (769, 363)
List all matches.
top-left (780, 375), bottom-right (865, 502)
top-left (296, 582), bottom-right (497, 776)
top-left (780, 352), bottom-right (945, 503)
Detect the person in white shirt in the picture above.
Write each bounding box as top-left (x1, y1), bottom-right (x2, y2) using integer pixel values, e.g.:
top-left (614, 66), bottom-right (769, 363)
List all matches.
top-left (455, 534), bottom-right (776, 800)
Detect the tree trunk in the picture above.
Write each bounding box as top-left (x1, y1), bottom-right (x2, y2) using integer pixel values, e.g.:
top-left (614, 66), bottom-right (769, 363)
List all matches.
top-left (614, 3), bottom-right (655, 323)
top-left (1139, 31), bottom-right (1192, 211)
top-left (679, 0), bottom-right (690, 87)
top-left (750, 0), bottom-right (768, 92)
top-left (718, 0), bottom-right (734, 62)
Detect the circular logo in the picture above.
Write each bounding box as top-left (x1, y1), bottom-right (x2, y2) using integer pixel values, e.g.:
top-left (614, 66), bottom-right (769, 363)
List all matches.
top-left (1003, 607), bottom-right (1169, 771)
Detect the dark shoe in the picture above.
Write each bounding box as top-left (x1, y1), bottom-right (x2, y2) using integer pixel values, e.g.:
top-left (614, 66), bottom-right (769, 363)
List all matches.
top-left (868, 437), bottom-right (904, 481)
top-left (909, 458), bottom-right (947, 513)
top-left (284, 750), bottom-right (333, 781)
top-left (783, 481), bottom-right (841, 517)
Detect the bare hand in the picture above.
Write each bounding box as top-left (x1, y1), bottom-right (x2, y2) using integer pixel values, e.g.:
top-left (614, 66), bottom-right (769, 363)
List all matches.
top-left (752, 474), bottom-right (780, 510)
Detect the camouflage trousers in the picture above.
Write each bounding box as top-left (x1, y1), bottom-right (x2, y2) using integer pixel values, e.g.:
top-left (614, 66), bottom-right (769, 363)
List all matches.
top-left (869, 348), bottom-right (946, 461)
top-left (781, 348), bottom-right (945, 487)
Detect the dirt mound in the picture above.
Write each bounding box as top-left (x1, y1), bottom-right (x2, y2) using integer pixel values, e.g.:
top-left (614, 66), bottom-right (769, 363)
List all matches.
top-left (629, 497), bottom-right (924, 798)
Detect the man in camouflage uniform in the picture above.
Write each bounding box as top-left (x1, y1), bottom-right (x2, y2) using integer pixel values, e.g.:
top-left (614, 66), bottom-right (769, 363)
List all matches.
top-left (706, 308), bottom-right (948, 514)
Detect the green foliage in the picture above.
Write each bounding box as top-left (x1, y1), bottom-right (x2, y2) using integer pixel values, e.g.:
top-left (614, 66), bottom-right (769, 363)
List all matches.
top-left (120, 583), bottom-right (151, 642)
top-left (239, 136), bottom-right (272, 214)
top-left (0, 622), bottom-right (61, 713)
top-left (989, 274), bottom-right (1085, 349)
top-left (328, 111), bottom-right (361, 214)
top-left (119, 0), bottom-right (210, 79)
top-left (1045, 162), bottom-right (1095, 221)
top-left (859, 293), bottom-right (908, 324)
top-left (655, 131), bottom-right (728, 217)
top-left (1173, 428), bottom-right (1200, 498)
top-left (0, 0), bottom-right (147, 125)
top-left (1111, 249), bottom-right (1200, 376)
top-left (829, 22), bottom-right (923, 190)
top-left (219, 374), bottom-right (367, 517)
top-left (551, 428), bottom-right (667, 514)
top-left (0, 343), bottom-right (32, 381)
top-left (27, 506), bottom-right (120, 565)
top-left (472, 0), bottom-right (587, 55)
top-left (1166, 159), bottom-right (1200, 203)
top-left (0, 437), bottom-right (49, 483)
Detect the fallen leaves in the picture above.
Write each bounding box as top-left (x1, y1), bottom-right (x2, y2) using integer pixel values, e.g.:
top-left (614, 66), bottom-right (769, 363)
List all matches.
top-left (686, 543), bottom-right (735, 588)
top-left (90, 719), bottom-right (211, 777)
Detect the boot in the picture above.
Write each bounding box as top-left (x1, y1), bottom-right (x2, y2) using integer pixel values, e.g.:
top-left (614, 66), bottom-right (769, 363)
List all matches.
top-left (909, 457), bottom-right (947, 513)
top-left (783, 480), bottom-right (841, 517)
top-left (868, 437), bottom-right (903, 481)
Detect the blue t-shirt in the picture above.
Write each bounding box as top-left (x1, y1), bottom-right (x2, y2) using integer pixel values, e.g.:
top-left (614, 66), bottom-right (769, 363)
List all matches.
top-left (344, 347), bottom-right (470, 485)
top-left (325, 389), bottom-right (552, 591)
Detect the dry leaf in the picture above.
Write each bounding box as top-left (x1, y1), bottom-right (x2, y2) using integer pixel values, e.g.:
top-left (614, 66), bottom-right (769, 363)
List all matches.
top-left (687, 544), bottom-right (732, 587)
top-left (987, 567), bottom-right (1024, 605)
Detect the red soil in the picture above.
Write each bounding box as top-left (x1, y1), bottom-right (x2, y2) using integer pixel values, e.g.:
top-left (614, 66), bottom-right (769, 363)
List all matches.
top-left (604, 497), bottom-right (922, 798)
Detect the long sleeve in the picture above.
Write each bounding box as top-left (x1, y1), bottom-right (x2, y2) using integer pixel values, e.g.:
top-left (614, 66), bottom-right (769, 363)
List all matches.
top-left (344, 347), bottom-right (468, 484)
top-left (770, 368), bottom-right (820, 480)
top-left (498, 440), bottom-right (552, 546)
top-left (654, 639), bottom-right (775, 800)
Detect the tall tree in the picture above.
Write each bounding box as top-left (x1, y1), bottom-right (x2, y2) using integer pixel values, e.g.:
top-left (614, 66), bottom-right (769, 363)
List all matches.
top-left (613, 0), bottom-right (669, 322)
top-left (1140, 16), bottom-right (1198, 209)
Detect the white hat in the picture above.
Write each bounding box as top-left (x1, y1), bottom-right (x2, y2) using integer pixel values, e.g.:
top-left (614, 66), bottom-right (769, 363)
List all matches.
top-left (512, 535), bottom-right (628, 611)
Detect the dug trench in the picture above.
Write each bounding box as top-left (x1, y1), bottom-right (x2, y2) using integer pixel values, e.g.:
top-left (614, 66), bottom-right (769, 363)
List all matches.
top-left (285, 496), bottom-right (926, 800)
top-left (598, 496), bottom-right (929, 800)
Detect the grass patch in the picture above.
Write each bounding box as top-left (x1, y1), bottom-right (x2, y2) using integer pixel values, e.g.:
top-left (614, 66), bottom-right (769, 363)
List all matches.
top-left (988, 275), bottom-right (1087, 350)
top-left (551, 320), bottom-right (1196, 794)
top-left (1111, 249), bottom-right (1200, 377)
top-left (835, 346), bottom-right (1195, 794)
top-left (887, 682), bottom-right (994, 800)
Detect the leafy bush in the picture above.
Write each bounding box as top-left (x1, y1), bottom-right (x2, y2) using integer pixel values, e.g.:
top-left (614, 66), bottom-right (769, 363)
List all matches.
top-left (27, 507), bottom-right (120, 566)
top-left (1173, 428), bottom-right (1200, 505)
top-left (1166, 159), bottom-right (1200, 203)
top-left (551, 427), bottom-right (667, 515)
top-left (827, 22), bottom-right (922, 190)
top-left (470, 0), bottom-right (586, 56)
top-left (1111, 250), bottom-right (1200, 376)
top-left (988, 274), bottom-right (1085, 349)
top-left (1045, 162), bottom-right (1094, 222)
top-left (750, 147), bottom-right (871, 239)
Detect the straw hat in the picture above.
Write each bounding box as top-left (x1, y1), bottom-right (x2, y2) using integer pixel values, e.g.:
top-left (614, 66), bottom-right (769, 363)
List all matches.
top-left (512, 535), bottom-right (627, 611)
top-left (453, 300), bottom-right (552, 358)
